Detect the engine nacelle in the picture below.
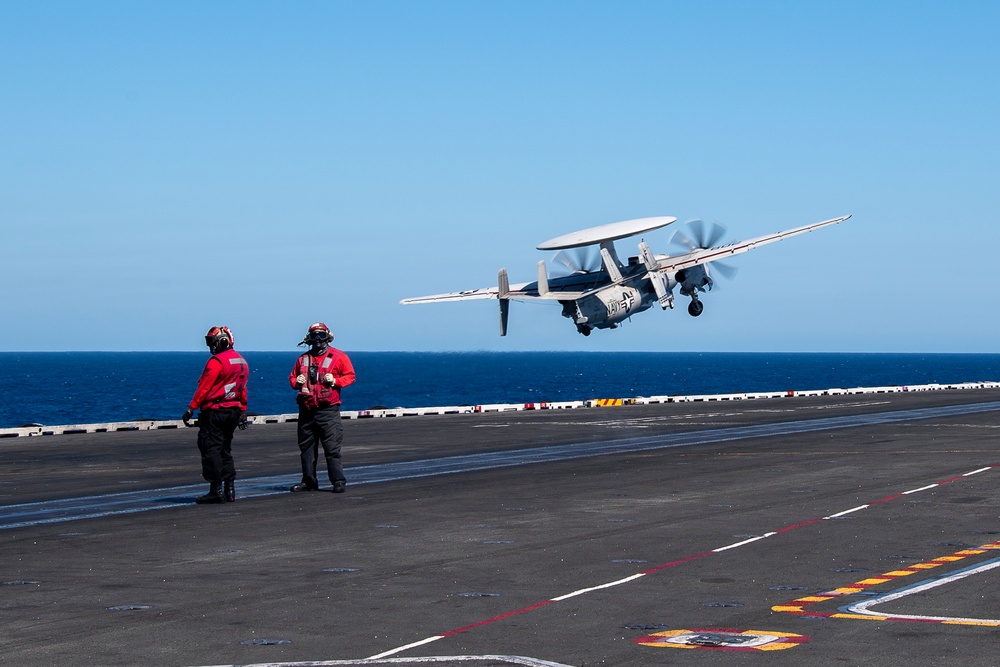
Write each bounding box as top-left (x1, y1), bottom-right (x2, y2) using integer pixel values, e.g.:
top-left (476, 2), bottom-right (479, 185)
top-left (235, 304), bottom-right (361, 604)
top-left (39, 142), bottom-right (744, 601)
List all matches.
top-left (574, 286), bottom-right (652, 329)
top-left (673, 264), bottom-right (712, 296)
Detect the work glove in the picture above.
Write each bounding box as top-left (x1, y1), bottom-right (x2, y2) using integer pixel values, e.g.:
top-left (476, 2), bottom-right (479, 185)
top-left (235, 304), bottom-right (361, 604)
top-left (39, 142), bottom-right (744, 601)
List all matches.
top-left (238, 411), bottom-right (249, 430)
top-left (182, 408), bottom-right (194, 427)
top-left (295, 374), bottom-right (307, 387)
top-left (324, 373), bottom-right (336, 386)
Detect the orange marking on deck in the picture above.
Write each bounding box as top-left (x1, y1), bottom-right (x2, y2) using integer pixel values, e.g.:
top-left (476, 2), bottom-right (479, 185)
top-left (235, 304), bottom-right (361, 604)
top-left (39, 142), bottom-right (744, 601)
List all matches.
top-left (773, 539), bottom-right (1000, 626)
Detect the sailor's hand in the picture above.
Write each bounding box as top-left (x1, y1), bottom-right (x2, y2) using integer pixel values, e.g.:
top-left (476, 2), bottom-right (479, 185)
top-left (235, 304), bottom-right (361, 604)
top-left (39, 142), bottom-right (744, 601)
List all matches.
top-left (324, 373), bottom-right (336, 386)
top-left (295, 374), bottom-right (307, 387)
top-left (238, 411), bottom-right (249, 430)
top-left (182, 409), bottom-right (194, 427)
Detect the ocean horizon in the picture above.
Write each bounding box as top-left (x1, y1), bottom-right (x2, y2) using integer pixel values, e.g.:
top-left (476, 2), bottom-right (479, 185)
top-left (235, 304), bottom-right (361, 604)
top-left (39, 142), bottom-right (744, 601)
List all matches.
top-left (2, 351), bottom-right (999, 429)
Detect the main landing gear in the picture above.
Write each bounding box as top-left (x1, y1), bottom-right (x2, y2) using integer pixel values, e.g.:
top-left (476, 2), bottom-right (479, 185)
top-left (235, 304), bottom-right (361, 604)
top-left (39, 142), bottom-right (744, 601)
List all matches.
top-left (687, 297), bottom-right (704, 317)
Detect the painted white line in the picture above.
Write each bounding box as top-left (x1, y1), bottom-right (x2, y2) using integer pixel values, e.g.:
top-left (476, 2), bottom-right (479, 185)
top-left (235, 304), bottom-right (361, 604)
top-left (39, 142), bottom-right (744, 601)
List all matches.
top-left (367, 636), bottom-right (446, 660)
top-left (963, 467), bottom-right (993, 476)
top-left (825, 505), bottom-right (869, 519)
top-left (713, 532), bottom-right (776, 552)
top-left (845, 557), bottom-right (1000, 625)
top-left (902, 484), bottom-right (939, 495)
top-left (551, 573), bottom-right (647, 601)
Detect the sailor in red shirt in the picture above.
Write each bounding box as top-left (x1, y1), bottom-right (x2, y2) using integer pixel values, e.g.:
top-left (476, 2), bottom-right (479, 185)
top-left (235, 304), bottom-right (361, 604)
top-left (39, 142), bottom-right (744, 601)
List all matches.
top-left (288, 322), bottom-right (356, 493)
top-left (183, 326), bottom-right (249, 504)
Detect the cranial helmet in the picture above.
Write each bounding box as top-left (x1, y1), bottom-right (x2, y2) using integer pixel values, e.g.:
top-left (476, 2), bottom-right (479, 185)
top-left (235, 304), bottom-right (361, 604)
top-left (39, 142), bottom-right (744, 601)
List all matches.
top-left (302, 322), bottom-right (334, 347)
top-left (205, 326), bottom-right (234, 354)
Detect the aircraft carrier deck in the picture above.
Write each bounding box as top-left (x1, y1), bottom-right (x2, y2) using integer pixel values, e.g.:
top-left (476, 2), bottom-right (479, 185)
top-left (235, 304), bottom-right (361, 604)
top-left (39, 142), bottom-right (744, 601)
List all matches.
top-left (2, 386), bottom-right (1000, 666)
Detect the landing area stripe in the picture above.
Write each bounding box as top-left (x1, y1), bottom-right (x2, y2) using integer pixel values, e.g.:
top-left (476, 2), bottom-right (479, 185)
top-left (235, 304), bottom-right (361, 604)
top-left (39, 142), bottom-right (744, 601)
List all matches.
top-left (1, 400), bottom-right (998, 531)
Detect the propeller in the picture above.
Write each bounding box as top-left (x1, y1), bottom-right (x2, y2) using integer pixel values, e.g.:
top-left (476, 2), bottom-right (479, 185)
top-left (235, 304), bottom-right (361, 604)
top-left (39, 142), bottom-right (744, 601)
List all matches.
top-left (670, 218), bottom-right (738, 280)
top-left (671, 218), bottom-right (728, 252)
top-left (550, 246), bottom-right (602, 276)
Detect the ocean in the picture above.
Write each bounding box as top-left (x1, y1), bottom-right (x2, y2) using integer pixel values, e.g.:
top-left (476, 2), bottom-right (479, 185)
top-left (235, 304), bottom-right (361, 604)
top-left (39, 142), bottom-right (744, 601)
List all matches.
top-left (1, 352), bottom-right (999, 429)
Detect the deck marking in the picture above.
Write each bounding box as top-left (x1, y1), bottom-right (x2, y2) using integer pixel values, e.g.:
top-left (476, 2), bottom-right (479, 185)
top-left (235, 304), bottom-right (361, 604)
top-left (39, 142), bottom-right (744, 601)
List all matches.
top-left (903, 484), bottom-right (938, 494)
top-left (844, 557), bottom-right (1000, 625)
top-left (826, 505), bottom-right (869, 518)
top-left (774, 540), bottom-right (1000, 626)
top-left (633, 628), bottom-right (808, 651)
top-left (713, 533), bottom-right (776, 552)
top-left (368, 463), bottom-right (999, 659)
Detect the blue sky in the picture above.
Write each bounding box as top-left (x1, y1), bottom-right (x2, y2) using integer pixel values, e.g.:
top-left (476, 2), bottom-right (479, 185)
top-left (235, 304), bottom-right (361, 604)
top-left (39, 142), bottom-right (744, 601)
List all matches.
top-left (2, 1), bottom-right (997, 352)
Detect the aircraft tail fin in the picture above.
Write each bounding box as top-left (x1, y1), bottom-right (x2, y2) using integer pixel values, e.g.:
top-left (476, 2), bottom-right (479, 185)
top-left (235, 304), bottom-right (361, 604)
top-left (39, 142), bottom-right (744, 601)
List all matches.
top-left (639, 240), bottom-right (672, 308)
top-left (600, 247), bottom-right (623, 282)
top-left (536, 260), bottom-right (549, 296)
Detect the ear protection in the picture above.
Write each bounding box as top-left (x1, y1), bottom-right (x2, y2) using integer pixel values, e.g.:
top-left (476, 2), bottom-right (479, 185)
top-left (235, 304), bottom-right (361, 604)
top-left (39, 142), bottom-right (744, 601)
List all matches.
top-left (206, 326), bottom-right (234, 352)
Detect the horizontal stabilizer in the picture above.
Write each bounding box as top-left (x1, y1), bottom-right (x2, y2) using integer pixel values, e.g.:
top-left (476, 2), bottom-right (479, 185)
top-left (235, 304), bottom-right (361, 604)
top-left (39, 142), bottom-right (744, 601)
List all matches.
top-left (400, 288), bottom-right (499, 304)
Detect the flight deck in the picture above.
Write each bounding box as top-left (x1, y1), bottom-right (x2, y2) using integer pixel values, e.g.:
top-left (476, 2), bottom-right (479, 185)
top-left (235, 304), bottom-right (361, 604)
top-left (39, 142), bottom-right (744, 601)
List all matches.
top-left (1, 387), bottom-right (999, 666)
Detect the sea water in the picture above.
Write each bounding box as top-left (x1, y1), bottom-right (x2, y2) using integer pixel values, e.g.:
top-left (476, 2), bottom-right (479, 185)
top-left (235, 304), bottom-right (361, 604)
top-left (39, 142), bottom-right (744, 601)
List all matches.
top-left (1, 352), bottom-right (999, 428)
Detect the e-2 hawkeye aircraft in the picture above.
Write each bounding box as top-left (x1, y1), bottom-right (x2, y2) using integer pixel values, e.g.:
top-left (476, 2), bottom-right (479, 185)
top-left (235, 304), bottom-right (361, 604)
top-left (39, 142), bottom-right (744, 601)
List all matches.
top-left (401, 214), bottom-right (851, 336)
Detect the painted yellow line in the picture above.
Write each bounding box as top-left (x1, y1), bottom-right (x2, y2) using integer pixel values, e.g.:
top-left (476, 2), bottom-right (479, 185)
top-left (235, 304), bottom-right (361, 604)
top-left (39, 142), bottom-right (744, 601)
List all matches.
top-left (775, 540), bottom-right (1000, 627)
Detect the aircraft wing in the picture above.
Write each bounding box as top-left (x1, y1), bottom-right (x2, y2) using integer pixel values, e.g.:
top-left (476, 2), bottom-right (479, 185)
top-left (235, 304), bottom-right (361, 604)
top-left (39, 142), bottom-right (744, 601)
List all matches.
top-left (655, 215), bottom-right (851, 273)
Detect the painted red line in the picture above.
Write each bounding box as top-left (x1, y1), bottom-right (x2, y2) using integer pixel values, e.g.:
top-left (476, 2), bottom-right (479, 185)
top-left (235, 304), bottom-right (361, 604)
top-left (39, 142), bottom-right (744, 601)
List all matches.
top-left (935, 475), bottom-right (967, 485)
top-left (441, 599), bottom-right (556, 637)
top-left (641, 551), bottom-right (716, 575)
top-left (869, 493), bottom-right (906, 505)
top-left (774, 518), bottom-right (825, 533)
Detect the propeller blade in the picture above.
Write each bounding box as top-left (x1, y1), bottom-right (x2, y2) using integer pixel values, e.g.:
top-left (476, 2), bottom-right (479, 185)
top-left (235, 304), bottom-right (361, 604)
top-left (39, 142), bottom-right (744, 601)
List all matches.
top-left (694, 219), bottom-right (727, 248)
top-left (550, 246), bottom-right (601, 276)
top-left (671, 218), bottom-right (728, 252)
top-left (669, 220), bottom-right (700, 252)
top-left (710, 260), bottom-right (739, 280)
top-left (553, 250), bottom-right (579, 273)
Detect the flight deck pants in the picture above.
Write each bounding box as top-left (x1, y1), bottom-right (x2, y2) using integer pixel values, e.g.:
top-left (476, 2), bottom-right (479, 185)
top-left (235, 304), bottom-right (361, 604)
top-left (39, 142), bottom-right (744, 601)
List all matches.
top-left (296, 405), bottom-right (345, 489)
top-left (197, 407), bottom-right (240, 483)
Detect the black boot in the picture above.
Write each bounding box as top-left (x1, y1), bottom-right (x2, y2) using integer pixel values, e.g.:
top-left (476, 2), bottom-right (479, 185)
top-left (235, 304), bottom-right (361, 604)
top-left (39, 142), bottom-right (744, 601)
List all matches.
top-left (224, 480), bottom-right (235, 503)
top-left (196, 482), bottom-right (224, 504)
